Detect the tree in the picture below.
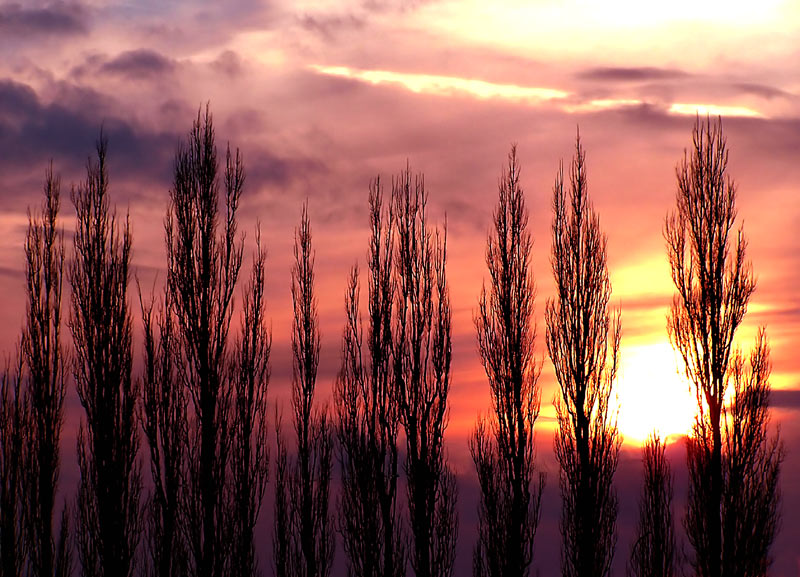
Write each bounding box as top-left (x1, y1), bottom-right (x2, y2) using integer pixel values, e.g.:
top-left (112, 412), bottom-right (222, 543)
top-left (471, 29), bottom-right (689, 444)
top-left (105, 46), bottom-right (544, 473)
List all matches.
top-left (274, 203), bottom-right (334, 577)
top-left (166, 106), bottom-right (243, 577)
top-left (665, 116), bottom-right (782, 577)
top-left (22, 164), bottom-right (71, 577)
top-left (140, 288), bottom-right (187, 577)
top-left (628, 435), bottom-right (675, 577)
top-left (471, 146), bottom-right (545, 577)
top-left (546, 134), bottom-right (621, 577)
top-left (335, 181), bottom-right (405, 577)
top-left (1, 354), bottom-right (27, 577)
top-left (70, 134), bottom-right (142, 577)
top-left (393, 168), bottom-right (458, 577)
top-left (231, 229), bottom-right (271, 577)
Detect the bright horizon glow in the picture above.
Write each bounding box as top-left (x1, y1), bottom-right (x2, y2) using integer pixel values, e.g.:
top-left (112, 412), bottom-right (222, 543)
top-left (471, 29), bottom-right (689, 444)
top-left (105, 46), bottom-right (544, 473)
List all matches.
top-left (614, 340), bottom-right (697, 445)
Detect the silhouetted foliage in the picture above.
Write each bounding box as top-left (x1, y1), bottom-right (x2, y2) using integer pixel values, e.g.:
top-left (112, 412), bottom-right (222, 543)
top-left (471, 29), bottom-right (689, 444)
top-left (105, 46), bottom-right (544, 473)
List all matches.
top-left (471, 146), bottom-right (545, 577)
top-left (230, 229), bottom-right (271, 577)
top-left (275, 204), bottom-right (334, 577)
top-left (70, 134), bottom-right (142, 577)
top-left (273, 415), bottom-right (290, 577)
top-left (22, 165), bottom-right (71, 577)
top-left (666, 117), bottom-right (783, 577)
top-left (722, 331), bottom-right (782, 577)
top-left (1, 354), bottom-right (27, 577)
top-left (335, 182), bottom-right (405, 577)
top-left (546, 134), bottom-right (621, 577)
top-left (139, 288), bottom-right (187, 577)
top-left (393, 168), bottom-right (458, 577)
top-left (166, 106), bottom-right (243, 577)
top-left (628, 435), bottom-right (675, 577)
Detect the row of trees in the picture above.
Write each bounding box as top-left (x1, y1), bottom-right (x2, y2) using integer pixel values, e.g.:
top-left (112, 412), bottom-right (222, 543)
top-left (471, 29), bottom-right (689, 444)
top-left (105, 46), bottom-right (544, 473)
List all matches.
top-left (0, 112), bottom-right (783, 577)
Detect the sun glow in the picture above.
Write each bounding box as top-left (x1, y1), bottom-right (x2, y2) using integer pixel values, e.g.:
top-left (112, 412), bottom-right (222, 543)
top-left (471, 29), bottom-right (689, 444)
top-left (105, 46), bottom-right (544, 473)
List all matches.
top-left (613, 341), bottom-right (697, 445)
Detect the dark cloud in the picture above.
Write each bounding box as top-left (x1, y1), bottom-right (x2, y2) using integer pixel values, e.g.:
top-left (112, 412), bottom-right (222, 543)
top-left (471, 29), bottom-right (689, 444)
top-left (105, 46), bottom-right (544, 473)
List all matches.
top-left (733, 82), bottom-right (794, 100)
top-left (0, 78), bottom-right (178, 192)
top-left (772, 388), bottom-right (800, 411)
top-left (297, 12), bottom-right (365, 41)
top-left (0, 1), bottom-right (87, 37)
top-left (210, 50), bottom-right (243, 78)
top-left (100, 49), bottom-right (175, 78)
top-left (578, 66), bottom-right (689, 82)
top-left (361, 0), bottom-right (439, 15)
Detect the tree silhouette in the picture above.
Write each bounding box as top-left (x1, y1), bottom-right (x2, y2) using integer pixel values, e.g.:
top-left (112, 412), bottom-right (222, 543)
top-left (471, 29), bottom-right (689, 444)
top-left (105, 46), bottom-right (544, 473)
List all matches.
top-left (393, 168), bottom-right (458, 577)
top-left (70, 134), bottom-right (142, 577)
top-left (1, 353), bottom-right (27, 577)
top-left (140, 288), bottom-right (187, 577)
top-left (166, 106), bottom-right (243, 577)
top-left (22, 164), bottom-right (71, 577)
top-left (230, 229), bottom-right (271, 577)
top-left (274, 203), bottom-right (334, 577)
top-left (665, 116), bottom-right (783, 577)
top-left (628, 435), bottom-right (675, 577)
top-left (335, 181), bottom-right (405, 577)
top-left (546, 134), bottom-right (621, 577)
top-left (273, 415), bottom-right (290, 577)
top-left (470, 146), bottom-right (545, 577)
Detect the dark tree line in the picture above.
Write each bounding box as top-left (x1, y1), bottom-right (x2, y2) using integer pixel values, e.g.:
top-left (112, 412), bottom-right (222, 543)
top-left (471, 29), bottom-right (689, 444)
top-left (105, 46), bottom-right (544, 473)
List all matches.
top-left (0, 110), bottom-right (784, 577)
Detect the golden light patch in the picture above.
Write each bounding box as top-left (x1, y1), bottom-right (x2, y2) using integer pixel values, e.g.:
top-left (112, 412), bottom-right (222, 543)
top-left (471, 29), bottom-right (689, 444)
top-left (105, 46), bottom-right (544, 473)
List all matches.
top-left (310, 64), bottom-right (568, 104)
top-left (669, 102), bottom-right (765, 118)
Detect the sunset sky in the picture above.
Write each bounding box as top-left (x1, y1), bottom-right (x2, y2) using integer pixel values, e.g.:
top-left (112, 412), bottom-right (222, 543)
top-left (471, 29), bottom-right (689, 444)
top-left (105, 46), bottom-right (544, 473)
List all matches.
top-left (1, 1), bottom-right (799, 574)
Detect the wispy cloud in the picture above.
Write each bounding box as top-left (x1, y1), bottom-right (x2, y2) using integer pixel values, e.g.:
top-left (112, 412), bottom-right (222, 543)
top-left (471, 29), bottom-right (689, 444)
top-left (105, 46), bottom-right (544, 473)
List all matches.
top-left (310, 64), bottom-right (568, 104)
top-left (669, 102), bottom-right (765, 118)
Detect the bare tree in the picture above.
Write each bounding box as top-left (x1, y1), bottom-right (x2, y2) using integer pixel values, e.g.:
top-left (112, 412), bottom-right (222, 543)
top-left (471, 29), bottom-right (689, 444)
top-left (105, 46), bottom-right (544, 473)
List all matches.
top-left (166, 106), bottom-right (243, 577)
top-left (666, 116), bottom-right (783, 577)
top-left (273, 415), bottom-right (291, 577)
top-left (471, 146), bottom-right (545, 577)
top-left (722, 330), bottom-right (782, 577)
top-left (393, 168), bottom-right (457, 577)
top-left (70, 134), bottom-right (142, 577)
top-left (628, 435), bottom-right (675, 577)
top-left (139, 287), bottom-right (187, 577)
top-left (546, 134), bottom-right (621, 577)
top-left (1, 353), bottom-right (27, 577)
top-left (335, 181), bottom-right (405, 577)
top-left (231, 229), bottom-right (271, 577)
top-left (274, 203), bottom-right (334, 577)
top-left (22, 164), bottom-right (71, 577)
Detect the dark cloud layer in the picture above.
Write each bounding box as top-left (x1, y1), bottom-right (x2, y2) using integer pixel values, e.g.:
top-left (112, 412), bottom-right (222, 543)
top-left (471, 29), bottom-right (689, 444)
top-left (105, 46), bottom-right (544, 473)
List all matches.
top-left (772, 388), bottom-right (800, 410)
top-left (0, 79), bottom-right (177, 191)
top-left (100, 49), bottom-right (176, 78)
top-left (0, 1), bottom-right (88, 37)
top-left (578, 66), bottom-right (689, 82)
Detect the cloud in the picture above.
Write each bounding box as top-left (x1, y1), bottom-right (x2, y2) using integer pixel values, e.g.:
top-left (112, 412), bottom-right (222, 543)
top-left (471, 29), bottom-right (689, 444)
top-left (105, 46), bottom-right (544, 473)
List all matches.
top-left (578, 66), bottom-right (689, 82)
top-left (297, 12), bottom-right (365, 41)
top-left (100, 49), bottom-right (175, 78)
top-left (310, 64), bottom-right (568, 105)
top-left (772, 388), bottom-right (800, 411)
top-left (0, 78), bottom-right (177, 192)
top-left (0, 1), bottom-right (88, 37)
top-left (733, 82), bottom-right (794, 100)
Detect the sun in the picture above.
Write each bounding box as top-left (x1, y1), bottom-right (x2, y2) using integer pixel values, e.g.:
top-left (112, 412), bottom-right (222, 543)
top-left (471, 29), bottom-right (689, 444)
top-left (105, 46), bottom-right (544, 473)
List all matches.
top-left (612, 340), bottom-right (697, 445)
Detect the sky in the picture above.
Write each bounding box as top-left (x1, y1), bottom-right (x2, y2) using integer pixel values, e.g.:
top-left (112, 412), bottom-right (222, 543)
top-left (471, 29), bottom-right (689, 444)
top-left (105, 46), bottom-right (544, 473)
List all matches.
top-left (0, 0), bottom-right (799, 575)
